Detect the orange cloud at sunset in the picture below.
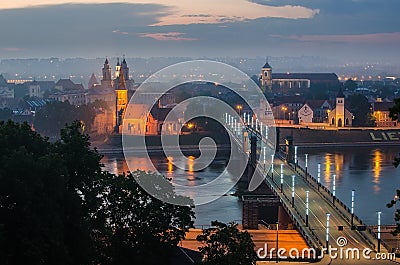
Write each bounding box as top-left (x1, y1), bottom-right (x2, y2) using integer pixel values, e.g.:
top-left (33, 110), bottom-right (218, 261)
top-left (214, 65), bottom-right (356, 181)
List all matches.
top-left (0, 0), bottom-right (320, 26)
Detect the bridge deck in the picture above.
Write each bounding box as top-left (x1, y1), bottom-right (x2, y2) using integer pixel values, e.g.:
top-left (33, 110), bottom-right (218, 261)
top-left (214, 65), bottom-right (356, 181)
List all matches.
top-left (230, 123), bottom-right (389, 256)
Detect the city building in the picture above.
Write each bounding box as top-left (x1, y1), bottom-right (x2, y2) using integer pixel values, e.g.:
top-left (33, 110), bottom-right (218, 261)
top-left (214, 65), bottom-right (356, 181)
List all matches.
top-left (0, 74), bottom-right (14, 98)
top-left (298, 100), bottom-right (332, 124)
top-left (260, 60), bottom-right (340, 94)
top-left (86, 57), bottom-right (135, 134)
top-left (327, 88), bottom-right (353, 127)
top-left (28, 80), bottom-right (55, 98)
top-left (372, 101), bottom-right (398, 127)
top-left (122, 103), bottom-right (180, 136)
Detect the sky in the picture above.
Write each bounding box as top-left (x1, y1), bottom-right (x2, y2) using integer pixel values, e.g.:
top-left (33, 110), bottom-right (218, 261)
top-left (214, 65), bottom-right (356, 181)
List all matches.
top-left (0, 0), bottom-right (399, 62)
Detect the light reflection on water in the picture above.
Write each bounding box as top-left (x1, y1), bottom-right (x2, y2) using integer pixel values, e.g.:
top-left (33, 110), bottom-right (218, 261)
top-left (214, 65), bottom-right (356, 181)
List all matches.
top-left (101, 154), bottom-right (242, 226)
top-left (102, 145), bottom-right (400, 226)
top-left (298, 146), bottom-right (400, 225)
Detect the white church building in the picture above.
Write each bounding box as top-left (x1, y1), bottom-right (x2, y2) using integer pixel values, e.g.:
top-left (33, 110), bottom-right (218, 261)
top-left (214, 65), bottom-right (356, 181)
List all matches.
top-left (327, 87), bottom-right (353, 127)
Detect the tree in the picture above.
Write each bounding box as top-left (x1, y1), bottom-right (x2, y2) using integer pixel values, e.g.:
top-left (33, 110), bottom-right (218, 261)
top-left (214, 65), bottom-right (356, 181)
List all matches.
top-left (100, 171), bottom-right (194, 265)
top-left (307, 84), bottom-right (329, 100)
top-left (34, 100), bottom-right (104, 137)
top-left (196, 221), bottom-right (257, 265)
top-left (0, 120), bottom-right (93, 265)
top-left (387, 98), bottom-right (400, 235)
top-left (344, 79), bottom-right (358, 91)
top-left (346, 94), bottom-right (374, 126)
top-left (0, 120), bottom-right (195, 264)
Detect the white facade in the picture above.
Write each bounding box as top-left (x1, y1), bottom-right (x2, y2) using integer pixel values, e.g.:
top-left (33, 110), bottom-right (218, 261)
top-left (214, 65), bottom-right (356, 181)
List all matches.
top-left (298, 104), bottom-right (314, 123)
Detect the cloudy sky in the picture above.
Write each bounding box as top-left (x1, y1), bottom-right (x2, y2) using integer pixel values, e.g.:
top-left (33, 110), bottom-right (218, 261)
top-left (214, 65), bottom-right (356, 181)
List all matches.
top-left (0, 0), bottom-right (399, 62)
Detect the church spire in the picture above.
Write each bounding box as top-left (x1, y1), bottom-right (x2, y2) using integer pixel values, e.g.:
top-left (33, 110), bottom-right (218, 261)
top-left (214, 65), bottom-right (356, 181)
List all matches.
top-left (118, 68), bottom-right (126, 89)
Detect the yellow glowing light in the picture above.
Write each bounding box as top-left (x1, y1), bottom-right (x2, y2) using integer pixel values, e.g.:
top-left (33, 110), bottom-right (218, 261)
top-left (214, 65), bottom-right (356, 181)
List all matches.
top-left (325, 154), bottom-right (331, 183)
top-left (167, 156), bottom-right (174, 173)
top-left (187, 123), bottom-right (194, 129)
top-left (373, 150), bottom-right (381, 182)
top-left (188, 156), bottom-right (195, 174)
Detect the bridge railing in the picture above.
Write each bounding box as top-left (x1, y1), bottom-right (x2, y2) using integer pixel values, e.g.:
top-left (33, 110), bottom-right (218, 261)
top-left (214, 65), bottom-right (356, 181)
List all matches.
top-left (286, 157), bottom-right (383, 251)
top-left (261, 169), bottom-right (323, 257)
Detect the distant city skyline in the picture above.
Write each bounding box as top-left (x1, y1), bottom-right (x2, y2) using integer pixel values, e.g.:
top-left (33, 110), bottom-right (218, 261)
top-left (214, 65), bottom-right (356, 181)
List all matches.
top-left (0, 1), bottom-right (399, 63)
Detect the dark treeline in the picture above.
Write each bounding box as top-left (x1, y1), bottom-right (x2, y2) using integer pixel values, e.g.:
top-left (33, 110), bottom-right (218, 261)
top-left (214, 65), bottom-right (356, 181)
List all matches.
top-left (0, 120), bottom-right (194, 265)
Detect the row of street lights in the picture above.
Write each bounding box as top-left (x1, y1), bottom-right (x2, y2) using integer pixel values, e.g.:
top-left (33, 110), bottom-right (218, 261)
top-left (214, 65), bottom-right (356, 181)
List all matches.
top-left (226, 116), bottom-right (388, 253)
top-left (278, 149), bottom-right (386, 252)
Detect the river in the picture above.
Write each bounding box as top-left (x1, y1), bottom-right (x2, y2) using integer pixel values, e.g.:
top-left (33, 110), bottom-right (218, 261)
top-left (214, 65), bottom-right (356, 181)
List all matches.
top-left (101, 145), bottom-right (400, 226)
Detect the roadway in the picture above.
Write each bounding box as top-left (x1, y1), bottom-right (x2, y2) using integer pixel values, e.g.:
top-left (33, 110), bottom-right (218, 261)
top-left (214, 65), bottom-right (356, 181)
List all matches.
top-left (227, 121), bottom-right (398, 264)
top-left (259, 151), bottom-right (398, 264)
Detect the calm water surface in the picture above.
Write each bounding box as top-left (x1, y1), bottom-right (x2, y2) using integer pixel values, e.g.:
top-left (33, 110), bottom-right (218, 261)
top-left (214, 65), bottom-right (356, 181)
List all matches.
top-left (101, 145), bottom-right (400, 226)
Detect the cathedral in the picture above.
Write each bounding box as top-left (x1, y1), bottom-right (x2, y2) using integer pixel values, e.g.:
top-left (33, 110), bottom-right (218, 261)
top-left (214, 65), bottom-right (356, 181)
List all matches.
top-left (87, 57), bottom-right (135, 133)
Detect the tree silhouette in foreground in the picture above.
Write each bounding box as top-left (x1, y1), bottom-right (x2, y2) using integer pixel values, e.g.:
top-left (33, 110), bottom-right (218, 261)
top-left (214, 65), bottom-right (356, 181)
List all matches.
top-left (196, 221), bottom-right (257, 265)
top-left (0, 120), bottom-right (194, 265)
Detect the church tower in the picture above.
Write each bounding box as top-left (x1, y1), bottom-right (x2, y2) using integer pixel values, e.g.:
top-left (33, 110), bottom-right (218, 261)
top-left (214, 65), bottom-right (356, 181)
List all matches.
top-left (335, 87), bottom-right (345, 127)
top-left (121, 57), bottom-right (129, 82)
top-left (260, 59), bottom-right (272, 91)
top-left (115, 58), bottom-right (121, 78)
top-left (115, 68), bottom-right (129, 133)
top-left (101, 58), bottom-right (112, 88)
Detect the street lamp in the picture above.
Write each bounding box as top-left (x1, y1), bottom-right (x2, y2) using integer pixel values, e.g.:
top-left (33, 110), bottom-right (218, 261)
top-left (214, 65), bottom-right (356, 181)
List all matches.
top-left (282, 106), bottom-right (287, 120)
top-left (236, 104), bottom-right (243, 116)
top-left (265, 125), bottom-right (268, 140)
top-left (294, 146), bottom-right (298, 170)
top-left (271, 154), bottom-right (275, 180)
top-left (306, 190), bottom-right (310, 227)
top-left (317, 163), bottom-right (321, 190)
top-left (243, 112), bottom-right (247, 124)
top-left (326, 213), bottom-right (330, 253)
top-left (394, 195), bottom-right (398, 221)
top-left (377, 211), bottom-right (382, 252)
top-left (263, 146), bottom-right (266, 172)
top-left (332, 174), bottom-right (336, 205)
top-left (351, 190), bottom-right (355, 227)
top-left (280, 164), bottom-right (284, 192)
top-left (305, 153), bottom-right (308, 179)
top-left (225, 113), bottom-right (228, 124)
top-left (292, 175), bottom-right (295, 207)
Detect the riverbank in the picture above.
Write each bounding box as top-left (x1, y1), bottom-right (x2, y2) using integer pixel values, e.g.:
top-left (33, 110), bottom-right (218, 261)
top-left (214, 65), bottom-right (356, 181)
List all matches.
top-left (279, 127), bottom-right (400, 147)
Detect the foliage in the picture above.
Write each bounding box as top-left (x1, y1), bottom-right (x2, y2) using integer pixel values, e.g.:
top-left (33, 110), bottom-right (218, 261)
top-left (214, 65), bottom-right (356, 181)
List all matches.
top-left (196, 221), bottom-right (257, 265)
top-left (0, 108), bottom-right (12, 121)
top-left (346, 94), bottom-right (374, 126)
top-left (307, 84), bottom-right (330, 100)
top-left (387, 98), bottom-right (400, 235)
top-left (0, 120), bottom-right (195, 265)
top-left (0, 120), bottom-right (92, 264)
top-left (34, 100), bottom-right (107, 137)
top-left (386, 190), bottom-right (400, 236)
top-left (184, 100), bottom-right (205, 121)
top-left (100, 171), bottom-right (194, 265)
top-left (344, 79), bottom-right (358, 91)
